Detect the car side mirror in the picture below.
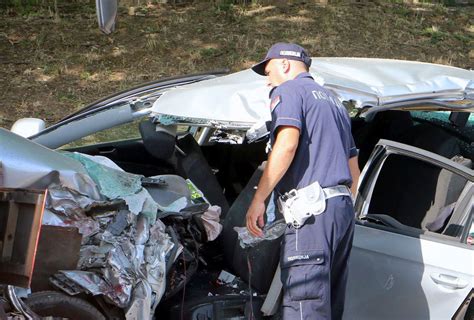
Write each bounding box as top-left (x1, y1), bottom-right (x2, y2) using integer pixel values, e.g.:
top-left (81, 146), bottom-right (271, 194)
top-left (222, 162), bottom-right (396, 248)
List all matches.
top-left (11, 118), bottom-right (46, 138)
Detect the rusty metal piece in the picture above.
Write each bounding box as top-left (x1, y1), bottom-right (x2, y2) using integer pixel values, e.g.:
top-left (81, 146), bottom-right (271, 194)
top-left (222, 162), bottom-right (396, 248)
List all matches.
top-left (31, 226), bottom-right (82, 292)
top-left (0, 188), bottom-right (47, 288)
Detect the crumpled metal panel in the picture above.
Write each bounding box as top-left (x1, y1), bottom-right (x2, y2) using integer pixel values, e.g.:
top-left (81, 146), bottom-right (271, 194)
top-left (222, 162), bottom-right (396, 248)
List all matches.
top-left (151, 58), bottom-right (473, 126)
top-left (314, 57), bottom-right (473, 106)
top-left (0, 130), bottom-right (201, 317)
top-left (59, 270), bottom-right (111, 296)
top-left (125, 281), bottom-right (152, 320)
top-left (48, 183), bottom-right (174, 317)
top-left (78, 245), bottom-right (111, 269)
top-left (151, 69), bottom-right (271, 126)
top-left (0, 129), bottom-right (101, 199)
top-left (46, 184), bottom-right (102, 239)
top-left (134, 215), bottom-right (150, 245)
top-left (144, 220), bottom-right (174, 314)
top-left (65, 214), bottom-right (172, 314)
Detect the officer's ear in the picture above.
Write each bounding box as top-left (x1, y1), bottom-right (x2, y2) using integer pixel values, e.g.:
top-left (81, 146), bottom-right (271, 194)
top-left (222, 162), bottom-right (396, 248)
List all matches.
top-left (281, 58), bottom-right (291, 73)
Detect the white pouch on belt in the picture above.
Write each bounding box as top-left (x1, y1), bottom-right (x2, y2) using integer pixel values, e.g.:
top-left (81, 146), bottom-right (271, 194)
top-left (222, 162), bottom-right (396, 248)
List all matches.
top-left (278, 182), bottom-right (351, 228)
top-left (278, 181), bottom-right (326, 228)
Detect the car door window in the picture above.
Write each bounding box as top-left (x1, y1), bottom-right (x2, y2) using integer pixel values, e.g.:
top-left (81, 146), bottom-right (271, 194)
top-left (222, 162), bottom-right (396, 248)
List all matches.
top-left (366, 154), bottom-right (469, 238)
top-left (358, 141), bottom-right (473, 243)
top-left (60, 117), bottom-right (189, 149)
top-left (59, 118), bottom-right (145, 149)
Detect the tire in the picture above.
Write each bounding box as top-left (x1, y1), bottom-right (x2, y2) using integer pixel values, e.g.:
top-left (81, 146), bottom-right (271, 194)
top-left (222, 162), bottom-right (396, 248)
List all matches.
top-left (25, 291), bottom-right (106, 320)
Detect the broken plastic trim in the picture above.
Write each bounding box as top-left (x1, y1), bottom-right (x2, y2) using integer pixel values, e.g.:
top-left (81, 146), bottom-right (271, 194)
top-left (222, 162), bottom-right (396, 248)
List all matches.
top-left (154, 114), bottom-right (255, 130)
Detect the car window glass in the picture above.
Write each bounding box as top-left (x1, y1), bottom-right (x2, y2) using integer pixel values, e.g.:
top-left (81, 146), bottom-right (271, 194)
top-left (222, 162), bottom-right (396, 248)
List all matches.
top-left (59, 117), bottom-right (189, 149)
top-left (410, 110), bottom-right (474, 127)
top-left (59, 118), bottom-right (144, 149)
top-left (366, 153), bottom-right (469, 241)
top-left (410, 110), bottom-right (474, 160)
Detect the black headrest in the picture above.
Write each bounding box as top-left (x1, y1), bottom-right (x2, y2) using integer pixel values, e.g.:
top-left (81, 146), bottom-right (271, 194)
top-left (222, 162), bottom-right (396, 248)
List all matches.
top-left (372, 110), bottom-right (414, 139)
top-left (139, 120), bottom-right (176, 160)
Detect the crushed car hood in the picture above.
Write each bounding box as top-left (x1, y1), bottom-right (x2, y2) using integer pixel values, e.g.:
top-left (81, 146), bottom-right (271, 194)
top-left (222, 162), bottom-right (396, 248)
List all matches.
top-left (152, 69), bottom-right (271, 128)
top-left (151, 58), bottom-right (473, 127)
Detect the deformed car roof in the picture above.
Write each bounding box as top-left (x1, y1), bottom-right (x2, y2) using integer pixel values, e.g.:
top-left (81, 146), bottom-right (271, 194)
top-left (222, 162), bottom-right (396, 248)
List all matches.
top-left (151, 58), bottom-right (473, 126)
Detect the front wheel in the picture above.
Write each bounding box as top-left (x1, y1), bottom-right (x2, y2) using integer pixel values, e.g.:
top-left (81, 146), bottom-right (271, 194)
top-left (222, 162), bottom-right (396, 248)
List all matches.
top-left (25, 291), bottom-right (106, 320)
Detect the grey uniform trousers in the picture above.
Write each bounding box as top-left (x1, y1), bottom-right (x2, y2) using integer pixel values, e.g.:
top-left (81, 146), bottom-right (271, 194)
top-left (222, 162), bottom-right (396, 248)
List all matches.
top-left (280, 196), bottom-right (355, 320)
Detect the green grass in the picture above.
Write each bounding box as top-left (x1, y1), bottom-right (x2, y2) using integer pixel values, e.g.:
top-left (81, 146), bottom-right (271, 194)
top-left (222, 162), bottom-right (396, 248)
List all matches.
top-left (421, 26), bottom-right (450, 44)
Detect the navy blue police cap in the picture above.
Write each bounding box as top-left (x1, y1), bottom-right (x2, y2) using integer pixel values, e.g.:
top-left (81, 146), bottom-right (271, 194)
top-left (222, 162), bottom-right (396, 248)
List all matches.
top-left (252, 42), bottom-right (312, 75)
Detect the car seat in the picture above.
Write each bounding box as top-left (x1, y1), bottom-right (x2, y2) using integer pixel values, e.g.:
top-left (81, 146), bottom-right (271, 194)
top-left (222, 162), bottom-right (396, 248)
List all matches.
top-left (139, 119), bottom-right (179, 173)
top-left (422, 156), bottom-right (472, 232)
top-left (221, 162), bottom-right (283, 293)
top-left (139, 119), bottom-right (229, 217)
top-left (176, 134), bottom-right (230, 218)
top-left (166, 163), bottom-right (284, 319)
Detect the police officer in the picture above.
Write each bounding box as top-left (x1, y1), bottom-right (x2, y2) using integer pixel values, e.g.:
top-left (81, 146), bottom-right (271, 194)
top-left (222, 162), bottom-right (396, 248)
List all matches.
top-left (246, 43), bottom-right (360, 320)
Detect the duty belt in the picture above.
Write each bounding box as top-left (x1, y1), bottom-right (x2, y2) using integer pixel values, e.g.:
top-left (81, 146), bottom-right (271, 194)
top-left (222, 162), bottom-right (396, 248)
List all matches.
top-left (278, 182), bottom-right (352, 229)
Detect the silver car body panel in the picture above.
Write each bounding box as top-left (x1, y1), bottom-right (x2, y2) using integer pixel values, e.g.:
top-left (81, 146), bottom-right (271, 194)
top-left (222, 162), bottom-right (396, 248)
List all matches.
top-left (0, 128), bottom-right (101, 199)
top-left (151, 69), bottom-right (272, 128)
top-left (151, 58), bottom-right (473, 127)
top-left (345, 224), bottom-right (473, 319)
top-left (313, 58), bottom-right (473, 107)
top-left (345, 139), bottom-right (473, 319)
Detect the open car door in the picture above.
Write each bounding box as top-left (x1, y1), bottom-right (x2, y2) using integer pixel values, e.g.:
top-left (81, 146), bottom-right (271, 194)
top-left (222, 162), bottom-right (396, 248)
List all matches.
top-left (345, 140), bottom-right (473, 319)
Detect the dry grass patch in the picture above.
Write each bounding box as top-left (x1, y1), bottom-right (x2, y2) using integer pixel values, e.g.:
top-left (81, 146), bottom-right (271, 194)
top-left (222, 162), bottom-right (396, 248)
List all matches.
top-left (0, 2), bottom-right (472, 129)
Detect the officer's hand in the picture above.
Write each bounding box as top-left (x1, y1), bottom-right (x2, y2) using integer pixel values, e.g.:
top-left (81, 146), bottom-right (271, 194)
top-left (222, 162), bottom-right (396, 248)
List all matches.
top-left (246, 200), bottom-right (265, 237)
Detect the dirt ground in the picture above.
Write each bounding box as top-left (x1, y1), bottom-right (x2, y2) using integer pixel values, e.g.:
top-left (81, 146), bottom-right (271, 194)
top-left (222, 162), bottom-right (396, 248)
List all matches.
top-left (0, 1), bottom-right (473, 129)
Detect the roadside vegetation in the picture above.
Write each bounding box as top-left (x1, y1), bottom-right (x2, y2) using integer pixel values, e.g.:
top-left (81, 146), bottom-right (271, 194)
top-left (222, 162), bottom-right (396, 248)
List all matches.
top-left (0, 1), bottom-right (472, 129)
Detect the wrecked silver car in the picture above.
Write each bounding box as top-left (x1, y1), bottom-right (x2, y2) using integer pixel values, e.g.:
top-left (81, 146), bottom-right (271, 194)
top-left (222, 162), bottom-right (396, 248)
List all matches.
top-left (1, 58), bottom-right (473, 319)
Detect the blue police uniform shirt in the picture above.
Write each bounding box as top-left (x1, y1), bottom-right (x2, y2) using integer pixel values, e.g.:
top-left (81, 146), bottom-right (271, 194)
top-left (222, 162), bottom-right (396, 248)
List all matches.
top-left (269, 72), bottom-right (358, 194)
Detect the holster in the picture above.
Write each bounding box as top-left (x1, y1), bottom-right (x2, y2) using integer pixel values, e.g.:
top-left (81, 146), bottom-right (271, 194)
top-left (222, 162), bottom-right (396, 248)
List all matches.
top-left (277, 182), bottom-right (351, 228)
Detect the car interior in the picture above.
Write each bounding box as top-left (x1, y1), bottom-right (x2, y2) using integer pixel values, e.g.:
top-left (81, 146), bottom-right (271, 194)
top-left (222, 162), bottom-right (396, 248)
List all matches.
top-left (61, 108), bottom-right (473, 318)
top-left (353, 110), bottom-right (473, 241)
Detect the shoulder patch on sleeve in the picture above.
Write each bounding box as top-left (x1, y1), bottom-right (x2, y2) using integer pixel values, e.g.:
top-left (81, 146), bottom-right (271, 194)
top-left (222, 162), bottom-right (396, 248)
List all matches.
top-left (270, 95), bottom-right (281, 112)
